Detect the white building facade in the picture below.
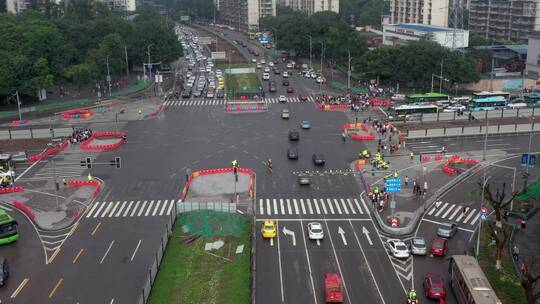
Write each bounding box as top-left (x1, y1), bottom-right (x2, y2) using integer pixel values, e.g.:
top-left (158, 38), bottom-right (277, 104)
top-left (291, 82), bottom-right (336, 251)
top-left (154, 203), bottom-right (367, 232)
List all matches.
top-left (278, 0), bottom-right (339, 15)
top-left (389, 0), bottom-right (449, 27)
top-left (526, 32), bottom-right (540, 79)
top-left (383, 23), bottom-right (469, 48)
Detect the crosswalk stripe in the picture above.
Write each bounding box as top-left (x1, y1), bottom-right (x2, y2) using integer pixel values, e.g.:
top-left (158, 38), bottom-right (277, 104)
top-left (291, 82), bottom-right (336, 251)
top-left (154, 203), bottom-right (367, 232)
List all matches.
top-left (115, 201), bottom-right (127, 217)
top-left (354, 198), bottom-right (364, 214)
top-left (159, 200), bottom-right (169, 216)
top-left (442, 204), bottom-right (455, 218)
top-left (293, 199), bottom-right (299, 215)
top-left (145, 200), bottom-right (155, 216)
top-left (455, 208), bottom-right (468, 222)
top-left (153, 200), bottom-right (161, 216)
top-left (259, 199), bottom-right (264, 215)
top-left (273, 199), bottom-right (278, 215)
top-left (448, 207), bottom-right (461, 220)
top-left (316, 199), bottom-right (323, 214)
top-left (137, 201), bottom-right (148, 217)
top-left (347, 199), bottom-right (356, 214)
top-left (101, 202), bottom-right (114, 217)
top-left (428, 204), bottom-right (438, 215)
top-left (435, 203), bottom-right (449, 216)
top-left (333, 199), bottom-right (342, 214)
top-left (286, 199), bottom-right (292, 214)
top-left (93, 202), bottom-right (107, 218)
top-left (86, 202), bottom-right (101, 218)
top-left (300, 199), bottom-right (306, 214)
top-left (266, 199), bottom-right (271, 215)
top-left (463, 209), bottom-right (477, 224)
top-left (326, 199), bottom-right (334, 214)
top-left (166, 200), bottom-right (175, 215)
top-left (108, 201), bottom-right (121, 218)
top-left (307, 199), bottom-right (314, 214)
top-left (130, 201), bottom-right (140, 217)
top-left (470, 213), bottom-right (481, 225)
top-left (340, 199), bottom-right (349, 215)
top-left (280, 199), bottom-right (285, 215)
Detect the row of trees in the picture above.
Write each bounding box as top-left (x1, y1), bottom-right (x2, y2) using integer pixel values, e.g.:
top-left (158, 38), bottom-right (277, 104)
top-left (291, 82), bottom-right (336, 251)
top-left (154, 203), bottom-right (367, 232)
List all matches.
top-left (0, 1), bottom-right (182, 101)
top-left (339, 0), bottom-right (389, 28)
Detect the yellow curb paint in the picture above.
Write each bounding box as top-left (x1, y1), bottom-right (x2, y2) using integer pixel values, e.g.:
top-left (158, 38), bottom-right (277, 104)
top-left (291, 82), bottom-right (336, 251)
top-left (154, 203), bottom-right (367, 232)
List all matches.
top-left (91, 222), bottom-right (101, 236)
top-left (48, 278), bottom-right (63, 298)
top-left (73, 248), bottom-right (84, 263)
top-left (68, 222), bottom-right (80, 236)
top-left (47, 248), bottom-right (61, 264)
top-left (10, 278), bottom-right (29, 298)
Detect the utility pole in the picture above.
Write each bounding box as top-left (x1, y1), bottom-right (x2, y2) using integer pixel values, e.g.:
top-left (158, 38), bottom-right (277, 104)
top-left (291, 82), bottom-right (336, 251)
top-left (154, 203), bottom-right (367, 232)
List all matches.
top-left (147, 44), bottom-right (154, 80)
top-left (318, 41), bottom-right (325, 74)
top-left (489, 56), bottom-right (495, 91)
top-left (106, 55), bottom-right (112, 97)
top-left (439, 59), bottom-right (444, 93)
top-left (16, 91), bottom-right (22, 122)
top-left (482, 115), bottom-right (488, 161)
top-left (124, 45), bottom-right (129, 78)
top-left (347, 49), bottom-right (352, 91)
top-left (476, 174), bottom-right (491, 257)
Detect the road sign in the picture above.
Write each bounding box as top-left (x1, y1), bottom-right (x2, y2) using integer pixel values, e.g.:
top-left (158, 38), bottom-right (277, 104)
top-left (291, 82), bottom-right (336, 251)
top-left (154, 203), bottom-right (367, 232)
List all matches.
top-left (259, 34), bottom-right (269, 44)
top-left (180, 15), bottom-right (190, 22)
top-left (199, 37), bottom-right (212, 45)
top-left (521, 154), bottom-right (529, 166)
top-left (391, 217), bottom-right (399, 227)
top-left (211, 51), bottom-right (226, 60)
top-left (385, 178), bottom-right (401, 193)
top-left (529, 154), bottom-right (536, 168)
top-left (481, 214), bottom-right (488, 221)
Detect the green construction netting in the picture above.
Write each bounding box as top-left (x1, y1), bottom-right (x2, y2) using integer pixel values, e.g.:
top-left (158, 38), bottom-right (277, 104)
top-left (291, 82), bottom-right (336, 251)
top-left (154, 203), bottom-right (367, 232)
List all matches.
top-left (177, 210), bottom-right (246, 238)
top-left (516, 178), bottom-right (540, 202)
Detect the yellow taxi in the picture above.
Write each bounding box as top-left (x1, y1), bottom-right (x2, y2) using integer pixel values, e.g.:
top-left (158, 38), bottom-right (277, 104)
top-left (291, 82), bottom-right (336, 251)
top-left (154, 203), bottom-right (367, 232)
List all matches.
top-left (261, 220), bottom-right (276, 238)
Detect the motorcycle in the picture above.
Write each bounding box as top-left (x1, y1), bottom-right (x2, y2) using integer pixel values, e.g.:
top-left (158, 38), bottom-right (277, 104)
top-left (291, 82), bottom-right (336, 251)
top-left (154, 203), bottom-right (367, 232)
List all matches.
top-left (407, 298), bottom-right (419, 304)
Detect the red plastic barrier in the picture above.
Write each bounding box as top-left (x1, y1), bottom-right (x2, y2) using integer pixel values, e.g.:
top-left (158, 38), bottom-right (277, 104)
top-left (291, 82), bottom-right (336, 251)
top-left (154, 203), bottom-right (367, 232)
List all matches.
top-left (13, 200), bottom-right (35, 221)
top-left (370, 98), bottom-right (392, 106)
top-left (435, 155), bottom-right (443, 161)
top-left (80, 131), bottom-right (126, 151)
top-left (61, 109), bottom-right (95, 119)
top-left (421, 155), bottom-right (431, 162)
top-left (11, 119), bottom-right (29, 126)
top-left (26, 140), bottom-right (69, 163)
top-left (0, 186), bottom-right (24, 194)
top-left (66, 180), bottom-right (101, 198)
top-left (181, 167), bottom-right (255, 200)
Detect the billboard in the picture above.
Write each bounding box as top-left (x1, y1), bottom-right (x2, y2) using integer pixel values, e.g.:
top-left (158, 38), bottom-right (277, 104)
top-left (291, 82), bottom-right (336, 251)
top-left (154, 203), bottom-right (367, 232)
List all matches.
top-left (211, 51), bottom-right (227, 60)
top-left (502, 79), bottom-right (523, 91)
top-left (199, 37), bottom-right (212, 45)
top-left (180, 15), bottom-right (190, 22)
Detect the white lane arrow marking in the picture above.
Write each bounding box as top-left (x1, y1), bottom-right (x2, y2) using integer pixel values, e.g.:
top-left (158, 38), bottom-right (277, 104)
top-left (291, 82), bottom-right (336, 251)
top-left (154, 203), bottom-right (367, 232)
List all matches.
top-left (270, 238), bottom-right (274, 247)
top-left (316, 239), bottom-right (321, 246)
top-left (338, 226), bottom-right (347, 246)
top-left (282, 226), bottom-right (296, 246)
top-left (362, 226), bottom-right (373, 245)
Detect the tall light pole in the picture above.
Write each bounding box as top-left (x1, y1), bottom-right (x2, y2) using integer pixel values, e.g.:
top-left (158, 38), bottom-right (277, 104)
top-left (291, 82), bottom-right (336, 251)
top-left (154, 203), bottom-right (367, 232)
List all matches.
top-left (318, 41), bottom-right (325, 75)
top-left (347, 49), bottom-right (352, 91)
top-left (305, 34), bottom-right (312, 69)
top-left (521, 115), bottom-right (535, 192)
top-left (106, 55), bottom-right (112, 97)
top-left (147, 44), bottom-right (154, 80)
top-left (476, 174), bottom-right (491, 257)
top-left (482, 115), bottom-right (489, 161)
top-left (439, 59), bottom-right (444, 93)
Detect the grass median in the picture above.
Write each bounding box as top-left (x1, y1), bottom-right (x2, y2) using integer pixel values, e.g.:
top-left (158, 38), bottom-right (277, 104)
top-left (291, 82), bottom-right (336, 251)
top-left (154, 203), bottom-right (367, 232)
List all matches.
top-left (148, 212), bottom-right (251, 304)
top-left (225, 73), bottom-right (261, 97)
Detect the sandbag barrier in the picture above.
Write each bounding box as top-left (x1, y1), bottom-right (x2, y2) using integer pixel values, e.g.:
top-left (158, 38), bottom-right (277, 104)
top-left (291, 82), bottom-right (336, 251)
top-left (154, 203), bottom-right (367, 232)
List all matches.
top-left (225, 105), bottom-right (268, 113)
top-left (26, 139), bottom-right (69, 163)
top-left (13, 200), bottom-right (35, 221)
top-left (181, 167), bottom-right (255, 200)
top-left (0, 186), bottom-right (24, 194)
top-left (60, 109), bottom-right (95, 119)
top-left (442, 156), bottom-right (480, 175)
top-left (144, 105), bottom-right (163, 119)
top-left (342, 122), bottom-right (376, 141)
top-left (66, 179), bottom-right (101, 198)
top-left (80, 131), bottom-right (126, 151)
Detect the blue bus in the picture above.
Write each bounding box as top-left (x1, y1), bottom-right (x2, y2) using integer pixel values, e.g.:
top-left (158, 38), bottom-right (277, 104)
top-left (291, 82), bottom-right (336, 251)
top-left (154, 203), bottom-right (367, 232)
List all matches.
top-left (470, 96), bottom-right (508, 111)
top-left (524, 92), bottom-right (540, 107)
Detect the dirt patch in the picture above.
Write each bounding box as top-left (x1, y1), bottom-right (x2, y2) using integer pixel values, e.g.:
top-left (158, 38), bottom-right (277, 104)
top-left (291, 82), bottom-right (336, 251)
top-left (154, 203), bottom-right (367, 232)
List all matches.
top-left (195, 27), bottom-right (247, 64)
top-left (0, 138), bottom-right (52, 152)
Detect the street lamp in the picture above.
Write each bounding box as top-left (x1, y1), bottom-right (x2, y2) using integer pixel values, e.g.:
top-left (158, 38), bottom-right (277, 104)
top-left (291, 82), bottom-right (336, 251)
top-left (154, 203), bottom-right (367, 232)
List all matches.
top-left (347, 49), bottom-right (352, 91)
top-left (146, 44), bottom-right (154, 79)
top-left (317, 41), bottom-right (325, 75)
top-left (476, 174), bottom-right (491, 257)
top-left (521, 115), bottom-right (535, 192)
top-left (305, 34), bottom-right (313, 70)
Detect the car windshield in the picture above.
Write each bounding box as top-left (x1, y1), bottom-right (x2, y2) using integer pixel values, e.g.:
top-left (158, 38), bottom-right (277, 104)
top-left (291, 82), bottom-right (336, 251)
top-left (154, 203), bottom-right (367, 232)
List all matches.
top-left (414, 239), bottom-right (425, 247)
top-left (311, 227), bottom-right (322, 233)
top-left (441, 224), bottom-right (452, 229)
top-left (396, 244), bottom-right (407, 251)
top-left (431, 277), bottom-right (443, 284)
top-left (433, 241), bottom-right (444, 248)
top-left (264, 225), bottom-right (274, 231)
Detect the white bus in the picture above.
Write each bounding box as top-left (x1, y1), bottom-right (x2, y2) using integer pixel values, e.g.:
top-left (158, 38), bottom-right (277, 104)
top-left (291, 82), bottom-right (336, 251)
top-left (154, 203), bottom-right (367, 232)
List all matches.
top-left (392, 104), bottom-right (439, 120)
top-left (449, 255), bottom-right (502, 304)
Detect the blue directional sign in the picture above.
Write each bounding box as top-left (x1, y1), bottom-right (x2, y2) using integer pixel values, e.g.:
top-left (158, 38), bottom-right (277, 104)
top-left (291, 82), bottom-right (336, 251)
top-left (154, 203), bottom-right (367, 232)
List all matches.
top-left (481, 214), bottom-right (488, 221)
top-left (529, 154), bottom-right (536, 168)
top-left (385, 178), bottom-right (401, 193)
top-left (259, 34), bottom-right (269, 44)
top-left (521, 154), bottom-right (529, 167)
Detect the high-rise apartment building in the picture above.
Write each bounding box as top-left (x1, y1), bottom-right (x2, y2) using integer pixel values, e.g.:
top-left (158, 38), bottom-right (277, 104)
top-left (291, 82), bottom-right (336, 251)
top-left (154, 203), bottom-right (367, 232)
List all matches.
top-left (389, 0), bottom-right (449, 27)
top-left (525, 31), bottom-right (540, 79)
top-left (277, 0), bottom-right (339, 14)
top-left (217, 0), bottom-right (276, 31)
top-left (468, 0), bottom-right (540, 42)
top-left (5, 0), bottom-right (135, 14)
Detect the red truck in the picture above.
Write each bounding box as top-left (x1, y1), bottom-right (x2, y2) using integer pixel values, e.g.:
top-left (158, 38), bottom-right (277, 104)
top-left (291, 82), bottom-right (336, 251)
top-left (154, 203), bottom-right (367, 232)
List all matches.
top-left (324, 273), bottom-right (344, 303)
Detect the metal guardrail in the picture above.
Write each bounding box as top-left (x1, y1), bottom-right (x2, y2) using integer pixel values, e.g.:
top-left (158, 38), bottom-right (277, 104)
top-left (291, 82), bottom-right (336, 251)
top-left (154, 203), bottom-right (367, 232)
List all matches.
top-left (136, 200), bottom-right (177, 304)
top-left (0, 127), bottom-right (73, 140)
top-left (406, 122), bottom-right (539, 139)
top-left (416, 107), bottom-right (537, 123)
top-left (176, 201), bottom-right (237, 213)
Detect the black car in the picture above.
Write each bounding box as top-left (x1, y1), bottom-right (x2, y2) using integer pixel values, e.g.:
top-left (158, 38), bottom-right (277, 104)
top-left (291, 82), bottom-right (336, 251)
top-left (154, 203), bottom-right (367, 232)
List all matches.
top-left (269, 81), bottom-right (277, 92)
top-left (312, 153), bottom-right (325, 165)
top-left (287, 147), bottom-right (298, 159)
top-left (181, 90), bottom-right (191, 98)
top-left (216, 89), bottom-right (224, 99)
top-left (0, 257), bottom-right (9, 287)
top-left (288, 131), bottom-right (300, 141)
top-left (274, 69), bottom-right (281, 75)
top-left (282, 79), bottom-right (290, 86)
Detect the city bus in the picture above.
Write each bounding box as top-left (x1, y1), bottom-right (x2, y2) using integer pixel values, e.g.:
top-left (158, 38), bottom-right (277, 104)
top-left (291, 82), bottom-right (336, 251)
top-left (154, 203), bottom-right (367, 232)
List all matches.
top-left (449, 255), bottom-right (502, 304)
top-left (470, 96), bottom-right (508, 111)
top-left (0, 209), bottom-right (18, 245)
top-left (405, 92), bottom-right (450, 104)
top-left (472, 91), bottom-right (510, 101)
top-left (391, 104), bottom-right (439, 120)
top-left (524, 92), bottom-right (540, 107)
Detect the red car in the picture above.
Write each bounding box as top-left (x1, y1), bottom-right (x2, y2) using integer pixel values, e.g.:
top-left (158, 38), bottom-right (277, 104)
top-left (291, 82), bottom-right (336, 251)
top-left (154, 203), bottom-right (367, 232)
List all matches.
top-left (287, 86), bottom-right (294, 93)
top-left (430, 238), bottom-right (448, 256)
top-left (423, 273), bottom-right (447, 299)
top-left (324, 273), bottom-right (343, 303)
top-left (299, 95), bottom-right (308, 101)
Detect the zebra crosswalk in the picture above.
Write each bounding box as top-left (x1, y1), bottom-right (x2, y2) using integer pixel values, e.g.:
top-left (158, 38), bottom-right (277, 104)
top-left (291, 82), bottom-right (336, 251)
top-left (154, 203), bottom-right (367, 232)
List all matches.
top-left (163, 96), bottom-right (315, 107)
top-left (424, 201), bottom-right (481, 226)
top-left (257, 197), bottom-right (370, 217)
top-left (85, 199), bottom-right (177, 219)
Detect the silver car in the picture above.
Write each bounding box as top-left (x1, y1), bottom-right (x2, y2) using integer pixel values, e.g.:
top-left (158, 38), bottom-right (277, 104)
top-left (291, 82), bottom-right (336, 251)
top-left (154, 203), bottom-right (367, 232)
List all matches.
top-left (409, 237), bottom-right (427, 255)
top-left (437, 222), bottom-right (458, 238)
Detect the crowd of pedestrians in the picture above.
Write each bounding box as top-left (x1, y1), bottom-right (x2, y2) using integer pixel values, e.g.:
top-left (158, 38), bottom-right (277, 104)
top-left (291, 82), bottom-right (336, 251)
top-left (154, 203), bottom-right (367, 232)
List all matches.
top-left (70, 128), bottom-right (93, 144)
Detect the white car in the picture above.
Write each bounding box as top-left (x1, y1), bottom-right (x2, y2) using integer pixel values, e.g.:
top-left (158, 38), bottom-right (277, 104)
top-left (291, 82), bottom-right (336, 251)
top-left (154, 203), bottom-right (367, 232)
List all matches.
top-left (263, 73), bottom-right (270, 80)
top-left (385, 239), bottom-right (410, 258)
top-left (316, 76), bottom-right (325, 84)
top-left (261, 59), bottom-right (266, 64)
top-left (278, 95), bottom-right (287, 102)
top-left (251, 58), bottom-right (257, 63)
top-left (268, 61), bottom-right (274, 67)
top-left (264, 67), bottom-right (270, 73)
top-left (283, 71), bottom-right (289, 78)
top-left (286, 63), bottom-right (293, 69)
top-left (443, 105), bottom-right (467, 112)
top-left (310, 72), bottom-right (317, 79)
top-left (308, 222), bottom-right (324, 240)
top-left (256, 63), bottom-right (262, 69)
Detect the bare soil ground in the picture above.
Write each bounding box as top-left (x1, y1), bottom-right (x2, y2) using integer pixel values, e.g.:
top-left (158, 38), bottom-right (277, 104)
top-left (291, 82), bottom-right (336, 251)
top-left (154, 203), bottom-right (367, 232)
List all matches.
top-left (0, 138), bottom-right (51, 152)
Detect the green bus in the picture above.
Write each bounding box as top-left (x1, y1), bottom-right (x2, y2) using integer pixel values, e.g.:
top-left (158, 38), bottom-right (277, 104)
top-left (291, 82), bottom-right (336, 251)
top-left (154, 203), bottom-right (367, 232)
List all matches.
top-left (0, 209), bottom-right (18, 245)
top-left (406, 92), bottom-right (450, 104)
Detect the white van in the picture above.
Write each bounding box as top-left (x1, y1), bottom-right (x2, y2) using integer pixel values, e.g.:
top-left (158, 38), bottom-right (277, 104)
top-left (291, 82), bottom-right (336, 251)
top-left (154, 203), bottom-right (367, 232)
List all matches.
top-left (507, 102), bottom-right (527, 109)
top-left (391, 94), bottom-right (406, 101)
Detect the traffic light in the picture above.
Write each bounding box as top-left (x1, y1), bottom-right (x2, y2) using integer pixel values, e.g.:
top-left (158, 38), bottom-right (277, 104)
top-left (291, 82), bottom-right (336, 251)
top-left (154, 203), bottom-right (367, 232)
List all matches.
top-left (81, 157), bottom-right (92, 168)
top-left (109, 157), bottom-right (121, 169)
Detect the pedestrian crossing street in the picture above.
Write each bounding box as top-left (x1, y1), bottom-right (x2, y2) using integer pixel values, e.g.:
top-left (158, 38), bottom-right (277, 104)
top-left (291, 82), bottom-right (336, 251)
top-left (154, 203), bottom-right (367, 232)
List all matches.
top-left (163, 96), bottom-right (314, 107)
top-left (85, 199), bottom-right (177, 219)
top-left (424, 201), bottom-right (481, 227)
top-left (257, 197), bottom-right (370, 217)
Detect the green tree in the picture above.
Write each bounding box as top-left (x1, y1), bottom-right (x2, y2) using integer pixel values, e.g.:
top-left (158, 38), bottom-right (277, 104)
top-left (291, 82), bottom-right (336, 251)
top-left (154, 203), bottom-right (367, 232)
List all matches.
top-left (95, 33), bottom-right (126, 76)
top-left (469, 34), bottom-right (491, 46)
top-left (63, 62), bottom-right (98, 93)
top-left (29, 57), bottom-right (55, 95)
